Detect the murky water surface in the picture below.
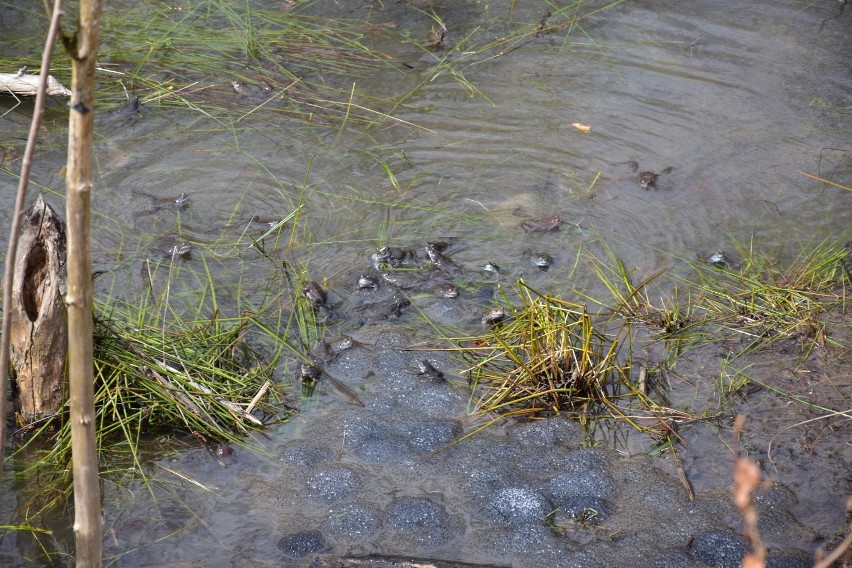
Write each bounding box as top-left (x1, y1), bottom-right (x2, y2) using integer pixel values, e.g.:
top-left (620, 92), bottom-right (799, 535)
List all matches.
top-left (1, 0), bottom-right (850, 566)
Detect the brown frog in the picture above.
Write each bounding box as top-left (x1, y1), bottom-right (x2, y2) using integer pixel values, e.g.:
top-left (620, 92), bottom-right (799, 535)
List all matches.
top-left (427, 27), bottom-right (446, 49)
top-left (299, 362), bottom-right (363, 406)
top-left (434, 282), bottom-right (460, 298)
top-left (136, 191), bottom-right (189, 218)
top-left (519, 215), bottom-right (564, 235)
top-left (302, 281), bottom-right (330, 309)
top-left (627, 161), bottom-right (674, 189)
top-left (381, 271), bottom-right (425, 289)
top-left (150, 237), bottom-right (192, 259)
top-left (310, 339), bottom-right (336, 364)
top-left (425, 242), bottom-right (464, 274)
top-left (530, 252), bottom-right (553, 270)
top-left (232, 79), bottom-right (272, 99)
top-left (482, 306), bottom-right (506, 326)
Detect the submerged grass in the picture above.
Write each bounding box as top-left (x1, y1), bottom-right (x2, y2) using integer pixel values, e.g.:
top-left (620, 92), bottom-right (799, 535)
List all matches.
top-left (95, 0), bottom-right (406, 121)
top-left (0, 0), bottom-right (621, 130)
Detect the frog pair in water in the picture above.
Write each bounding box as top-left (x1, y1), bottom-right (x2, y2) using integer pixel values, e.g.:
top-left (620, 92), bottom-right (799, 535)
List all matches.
top-left (369, 245), bottom-right (419, 270)
top-left (366, 242), bottom-right (464, 297)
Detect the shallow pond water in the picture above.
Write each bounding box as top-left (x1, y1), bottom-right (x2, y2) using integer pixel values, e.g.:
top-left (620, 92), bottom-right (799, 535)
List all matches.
top-left (1, 0), bottom-right (850, 566)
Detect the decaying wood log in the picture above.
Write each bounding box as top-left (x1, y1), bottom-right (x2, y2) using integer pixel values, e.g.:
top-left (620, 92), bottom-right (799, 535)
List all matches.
top-left (0, 66), bottom-right (72, 97)
top-left (9, 195), bottom-right (68, 426)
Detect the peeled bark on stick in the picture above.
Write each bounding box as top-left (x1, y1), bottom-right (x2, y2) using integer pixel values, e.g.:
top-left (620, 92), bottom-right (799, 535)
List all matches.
top-left (9, 195), bottom-right (68, 426)
top-left (65, 0), bottom-right (104, 564)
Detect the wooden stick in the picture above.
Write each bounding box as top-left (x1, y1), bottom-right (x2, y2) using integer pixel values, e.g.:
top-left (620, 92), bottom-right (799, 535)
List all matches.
top-left (65, 0), bottom-right (104, 563)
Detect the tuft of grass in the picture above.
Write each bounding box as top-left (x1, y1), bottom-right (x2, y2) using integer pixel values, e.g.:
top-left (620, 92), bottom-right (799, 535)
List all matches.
top-left (9, 258), bottom-right (292, 516)
top-left (687, 237), bottom-right (850, 358)
top-left (465, 280), bottom-right (627, 417)
top-left (453, 280), bottom-right (695, 440)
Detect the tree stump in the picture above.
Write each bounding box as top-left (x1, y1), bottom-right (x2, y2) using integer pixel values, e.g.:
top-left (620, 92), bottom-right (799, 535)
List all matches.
top-left (9, 195), bottom-right (68, 426)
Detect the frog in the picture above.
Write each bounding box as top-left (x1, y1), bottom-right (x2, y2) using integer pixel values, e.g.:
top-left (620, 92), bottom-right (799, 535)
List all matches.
top-left (370, 245), bottom-right (418, 269)
top-left (309, 339), bottom-right (336, 365)
top-left (164, 243), bottom-right (192, 259)
top-left (482, 306), bottom-right (506, 326)
top-left (358, 274), bottom-right (380, 290)
top-left (519, 215), bottom-right (564, 235)
top-left (245, 215), bottom-right (280, 231)
top-left (381, 270), bottom-right (427, 290)
top-left (136, 191), bottom-right (189, 218)
top-left (302, 281), bottom-right (330, 309)
top-left (427, 26), bottom-right (446, 50)
top-left (300, 363), bottom-right (322, 383)
top-left (426, 240), bottom-right (451, 252)
top-left (172, 192), bottom-right (190, 210)
top-left (206, 441), bottom-right (235, 466)
top-left (355, 295), bottom-right (412, 324)
top-left (104, 95), bottom-right (141, 120)
top-left (626, 161), bottom-right (674, 189)
top-left (149, 237), bottom-right (192, 259)
top-left (530, 252), bottom-right (553, 270)
top-left (434, 282), bottom-right (460, 298)
top-left (705, 251), bottom-right (728, 267)
top-left (232, 79), bottom-right (272, 99)
top-left (417, 360), bottom-right (446, 382)
top-left (482, 262), bottom-right (501, 274)
top-left (424, 242), bottom-right (465, 274)
top-left (299, 362), bottom-right (363, 406)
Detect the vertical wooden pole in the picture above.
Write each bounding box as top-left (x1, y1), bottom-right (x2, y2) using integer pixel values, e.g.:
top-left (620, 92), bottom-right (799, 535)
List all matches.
top-left (65, 0), bottom-right (103, 564)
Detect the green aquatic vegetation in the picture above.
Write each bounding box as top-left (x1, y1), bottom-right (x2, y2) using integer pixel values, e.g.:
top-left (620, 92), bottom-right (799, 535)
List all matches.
top-left (96, 0), bottom-right (405, 120)
top-left (9, 255), bottom-right (292, 516)
top-left (575, 241), bottom-right (708, 353)
top-left (687, 237), bottom-right (850, 358)
top-left (471, 283), bottom-right (624, 415)
top-left (453, 280), bottom-right (691, 439)
top-left (0, 0), bottom-right (623, 123)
